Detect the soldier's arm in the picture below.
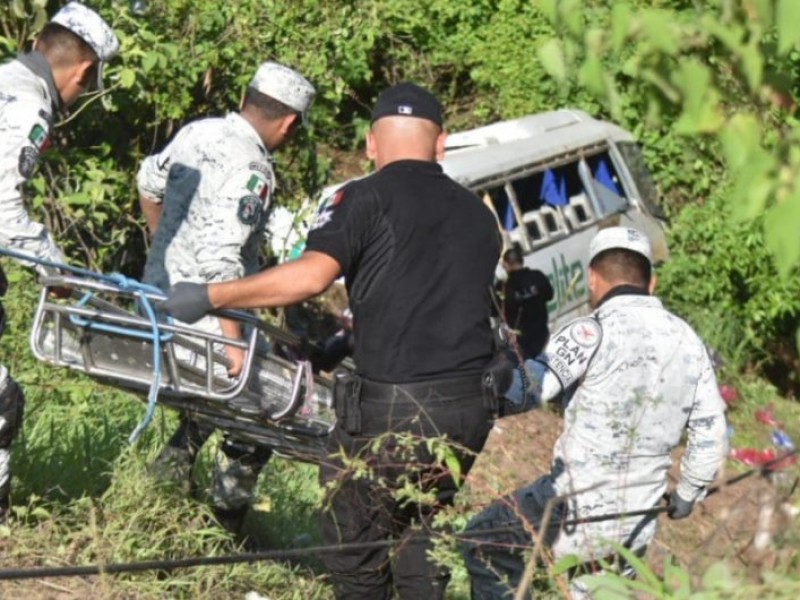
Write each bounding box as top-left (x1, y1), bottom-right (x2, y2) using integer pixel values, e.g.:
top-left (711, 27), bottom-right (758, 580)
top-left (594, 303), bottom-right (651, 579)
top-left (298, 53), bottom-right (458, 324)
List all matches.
top-left (136, 141), bottom-right (178, 235)
top-left (218, 316), bottom-right (244, 377)
top-left (0, 107), bottom-right (64, 273)
top-left (139, 195), bottom-right (162, 237)
top-left (208, 250), bottom-right (341, 310)
top-left (504, 317), bottom-right (602, 408)
top-left (676, 357), bottom-right (729, 502)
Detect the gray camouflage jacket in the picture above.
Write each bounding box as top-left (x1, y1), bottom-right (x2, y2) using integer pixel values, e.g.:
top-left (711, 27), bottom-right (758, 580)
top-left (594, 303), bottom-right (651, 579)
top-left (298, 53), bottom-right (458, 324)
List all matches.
top-left (139, 112), bottom-right (275, 292)
top-left (523, 291), bottom-right (728, 557)
top-left (0, 55), bottom-right (63, 273)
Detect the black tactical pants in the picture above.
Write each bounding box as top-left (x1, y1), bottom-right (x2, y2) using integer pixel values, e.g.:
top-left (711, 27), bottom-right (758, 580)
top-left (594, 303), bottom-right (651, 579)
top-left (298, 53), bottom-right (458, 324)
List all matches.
top-left (319, 375), bottom-right (494, 600)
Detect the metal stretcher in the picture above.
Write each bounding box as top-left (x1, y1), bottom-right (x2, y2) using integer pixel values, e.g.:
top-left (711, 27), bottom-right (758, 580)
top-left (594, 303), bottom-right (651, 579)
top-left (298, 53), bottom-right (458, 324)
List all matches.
top-left (30, 274), bottom-right (339, 463)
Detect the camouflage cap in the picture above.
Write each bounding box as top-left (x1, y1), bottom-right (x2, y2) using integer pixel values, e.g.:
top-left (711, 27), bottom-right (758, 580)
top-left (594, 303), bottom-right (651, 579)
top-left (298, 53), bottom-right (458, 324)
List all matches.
top-left (589, 226), bottom-right (652, 265)
top-left (50, 2), bottom-right (120, 91)
top-left (249, 62), bottom-right (316, 126)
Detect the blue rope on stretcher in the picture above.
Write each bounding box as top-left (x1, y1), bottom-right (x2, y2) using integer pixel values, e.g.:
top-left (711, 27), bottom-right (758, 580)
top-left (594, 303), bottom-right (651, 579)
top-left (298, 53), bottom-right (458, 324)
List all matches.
top-left (0, 247), bottom-right (169, 443)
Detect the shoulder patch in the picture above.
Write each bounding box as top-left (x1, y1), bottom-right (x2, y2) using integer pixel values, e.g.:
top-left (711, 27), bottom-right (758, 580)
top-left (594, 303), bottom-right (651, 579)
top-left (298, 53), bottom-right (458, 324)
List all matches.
top-left (310, 188), bottom-right (345, 231)
top-left (540, 317), bottom-right (602, 389)
top-left (238, 195), bottom-right (263, 225)
top-left (27, 123), bottom-right (50, 152)
top-left (18, 146), bottom-right (39, 179)
top-left (246, 173), bottom-right (269, 201)
top-left (248, 161), bottom-right (271, 176)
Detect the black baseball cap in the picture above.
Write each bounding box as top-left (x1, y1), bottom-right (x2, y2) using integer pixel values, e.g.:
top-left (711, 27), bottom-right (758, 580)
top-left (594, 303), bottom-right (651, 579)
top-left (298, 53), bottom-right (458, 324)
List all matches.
top-left (370, 82), bottom-right (443, 127)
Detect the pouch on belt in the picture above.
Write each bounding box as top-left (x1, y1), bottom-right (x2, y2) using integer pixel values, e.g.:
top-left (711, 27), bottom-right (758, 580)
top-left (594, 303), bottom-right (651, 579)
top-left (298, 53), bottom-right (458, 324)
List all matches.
top-left (333, 369), bottom-right (362, 434)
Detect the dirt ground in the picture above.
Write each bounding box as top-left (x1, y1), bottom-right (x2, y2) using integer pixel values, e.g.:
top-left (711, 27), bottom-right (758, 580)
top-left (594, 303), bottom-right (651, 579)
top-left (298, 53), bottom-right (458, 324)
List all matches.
top-left (465, 409), bottom-right (798, 584)
top-left (2, 409), bottom-right (795, 599)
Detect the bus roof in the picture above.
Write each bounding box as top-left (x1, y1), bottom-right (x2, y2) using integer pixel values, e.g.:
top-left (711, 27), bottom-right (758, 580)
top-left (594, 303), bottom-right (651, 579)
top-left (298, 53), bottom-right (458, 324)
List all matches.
top-left (441, 109), bottom-right (634, 189)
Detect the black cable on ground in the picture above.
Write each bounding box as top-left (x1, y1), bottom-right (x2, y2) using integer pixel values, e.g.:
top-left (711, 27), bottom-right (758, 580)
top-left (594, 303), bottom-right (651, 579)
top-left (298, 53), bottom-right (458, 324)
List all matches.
top-left (0, 449), bottom-right (794, 581)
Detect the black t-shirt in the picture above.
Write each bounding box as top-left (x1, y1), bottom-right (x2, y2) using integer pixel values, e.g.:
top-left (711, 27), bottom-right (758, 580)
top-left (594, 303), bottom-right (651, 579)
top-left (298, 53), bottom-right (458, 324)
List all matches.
top-left (305, 160), bottom-right (501, 382)
top-left (503, 268), bottom-right (554, 358)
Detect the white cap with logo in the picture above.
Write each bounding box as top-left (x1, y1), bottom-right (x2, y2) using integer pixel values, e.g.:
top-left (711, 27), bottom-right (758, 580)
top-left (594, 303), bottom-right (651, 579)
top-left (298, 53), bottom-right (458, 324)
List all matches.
top-left (50, 2), bottom-right (120, 91)
top-left (249, 61), bottom-right (316, 126)
top-left (588, 226), bottom-right (652, 265)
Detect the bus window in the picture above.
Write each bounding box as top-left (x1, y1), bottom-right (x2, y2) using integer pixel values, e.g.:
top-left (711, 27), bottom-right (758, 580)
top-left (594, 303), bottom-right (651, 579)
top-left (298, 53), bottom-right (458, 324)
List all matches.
top-left (487, 185), bottom-right (516, 231)
top-left (540, 206), bottom-right (562, 235)
top-left (585, 152), bottom-right (628, 216)
top-left (523, 212), bottom-right (544, 242)
top-left (510, 162), bottom-right (586, 216)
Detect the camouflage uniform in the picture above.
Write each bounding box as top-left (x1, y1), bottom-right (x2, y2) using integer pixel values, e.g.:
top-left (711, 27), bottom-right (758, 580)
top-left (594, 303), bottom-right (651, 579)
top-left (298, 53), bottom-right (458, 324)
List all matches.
top-left (0, 2), bottom-right (118, 517)
top-left (139, 112), bottom-right (276, 511)
top-left (463, 279), bottom-right (728, 598)
top-left (140, 63), bottom-right (314, 521)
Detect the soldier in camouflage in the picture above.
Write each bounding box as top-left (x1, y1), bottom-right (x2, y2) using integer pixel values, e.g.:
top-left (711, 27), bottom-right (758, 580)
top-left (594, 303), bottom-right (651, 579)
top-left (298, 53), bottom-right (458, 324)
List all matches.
top-left (138, 61), bottom-right (315, 534)
top-left (461, 227), bottom-right (729, 599)
top-left (0, 2), bottom-right (118, 521)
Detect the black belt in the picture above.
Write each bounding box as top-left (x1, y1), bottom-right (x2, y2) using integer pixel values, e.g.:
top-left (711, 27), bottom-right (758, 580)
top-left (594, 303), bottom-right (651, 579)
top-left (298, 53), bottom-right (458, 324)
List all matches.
top-left (360, 374), bottom-right (485, 403)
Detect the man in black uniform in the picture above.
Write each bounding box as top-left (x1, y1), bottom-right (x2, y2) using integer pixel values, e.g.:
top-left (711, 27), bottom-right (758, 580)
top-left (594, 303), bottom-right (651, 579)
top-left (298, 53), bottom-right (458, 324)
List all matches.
top-left (501, 245), bottom-right (554, 359)
top-left (162, 82), bottom-right (501, 599)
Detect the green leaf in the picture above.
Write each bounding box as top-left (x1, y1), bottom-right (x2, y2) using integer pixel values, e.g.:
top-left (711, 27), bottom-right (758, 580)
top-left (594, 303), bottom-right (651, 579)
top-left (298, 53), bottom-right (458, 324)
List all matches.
top-left (640, 10), bottom-right (679, 55)
top-left (719, 113), bottom-right (761, 170)
top-left (749, 0), bottom-right (773, 29)
top-left (142, 52), bottom-right (160, 73)
top-left (764, 188), bottom-right (800, 277)
top-left (560, 0), bottom-right (585, 37)
top-left (662, 556), bottom-right (692, 598)
top-left (582, 573), bottom-right (637, 599)
top-left (738, 40), bottom-right (764, 92)
top-left (552, 553), bottom-right (581, 575)
top-left (62, 193), bottom-right (91, 206)
top-left (700, 560), bottom-right (738, 591)
top-left (538, 0), bottom-right (558, 24)
top-left (671, 59), bottom-right (722, 133)
top-left (578, 55), bottom-right (606, 98)
top-left (10, 0), bottom-right (25, 19)
top-left (610, 3), bottom-right (632, 54)
top-left (119, 68), bottom-right (136, 89)
top-left (538, 39), bottom-right (568, 82)
top-left (777, 0), bottom-right (800, 54)
top-left (613, 543), bottom-right (662, 590)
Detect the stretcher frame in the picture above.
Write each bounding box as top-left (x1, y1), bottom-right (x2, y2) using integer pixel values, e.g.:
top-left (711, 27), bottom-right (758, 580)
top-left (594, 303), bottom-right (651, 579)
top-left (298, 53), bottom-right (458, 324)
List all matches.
top-left (30, 275), bottom-right (338, 462)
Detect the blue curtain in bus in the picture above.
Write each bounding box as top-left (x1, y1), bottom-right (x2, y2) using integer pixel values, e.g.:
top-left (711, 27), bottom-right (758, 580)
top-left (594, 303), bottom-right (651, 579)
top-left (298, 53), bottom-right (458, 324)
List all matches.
top-left (503, 203), bottom-right (516, 230)
top-left (540, 168), bottom-right (567, 206)
top-left (592, 157), bottom-right (621, 195)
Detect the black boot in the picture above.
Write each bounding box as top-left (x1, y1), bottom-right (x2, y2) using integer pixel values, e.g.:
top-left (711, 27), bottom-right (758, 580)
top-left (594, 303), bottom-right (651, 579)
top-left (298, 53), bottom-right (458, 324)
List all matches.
top-left (212, 505), bottom-right (249, 537)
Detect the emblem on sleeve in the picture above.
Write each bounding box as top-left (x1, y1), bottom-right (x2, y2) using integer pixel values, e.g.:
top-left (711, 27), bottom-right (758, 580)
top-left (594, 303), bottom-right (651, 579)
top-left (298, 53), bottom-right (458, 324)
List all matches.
top-left (246, 174), bottom-right (269, 201)
top-left (18, 146), bottom-right (39, 179)
top-left (570, 318), bottom-right (602, 347)
top-left (330, 189), bottom-right (345, 207)
top-left (238, 195), bottom-right (262, 225)
top-left (309, 188), bottom-right (345, 231)
top-left (542, 318), bottom-right (602, 388)
top-left (27, 123), bottom-right (50, 152)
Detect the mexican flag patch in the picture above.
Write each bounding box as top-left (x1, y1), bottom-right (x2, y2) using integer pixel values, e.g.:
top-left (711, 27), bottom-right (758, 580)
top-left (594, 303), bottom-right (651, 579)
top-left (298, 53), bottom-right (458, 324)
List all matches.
top-left (28, 123), bottom-right (50, 152)
top-left (246, 174), bottom-right (269, 201)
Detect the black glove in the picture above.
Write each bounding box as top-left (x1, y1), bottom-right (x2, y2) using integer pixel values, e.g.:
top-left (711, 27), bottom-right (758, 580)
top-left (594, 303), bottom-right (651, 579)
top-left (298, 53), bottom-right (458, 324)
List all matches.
top-left (667, 490), bottom-right (695, 520)
top-left (163, 281), bottom-right (213, 324)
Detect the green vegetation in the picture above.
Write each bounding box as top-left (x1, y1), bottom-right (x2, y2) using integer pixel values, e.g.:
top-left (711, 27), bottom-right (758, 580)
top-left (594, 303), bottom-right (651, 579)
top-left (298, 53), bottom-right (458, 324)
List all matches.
top-left (1, 0), bottom-right (799, 598)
